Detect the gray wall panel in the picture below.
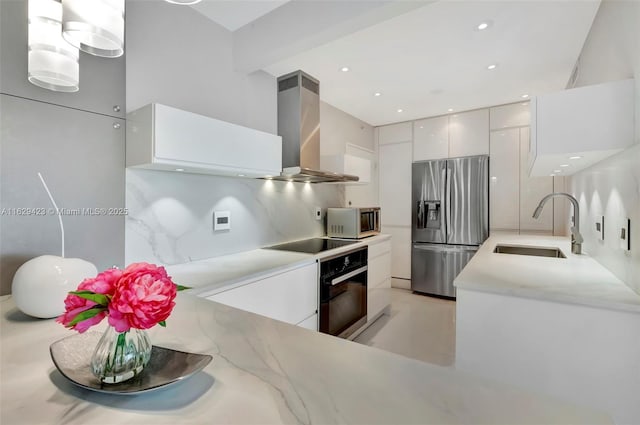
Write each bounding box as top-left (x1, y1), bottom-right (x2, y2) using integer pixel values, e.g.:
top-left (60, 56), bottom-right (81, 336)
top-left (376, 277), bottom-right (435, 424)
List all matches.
top-left (1, 94), bottom-right (125, 294)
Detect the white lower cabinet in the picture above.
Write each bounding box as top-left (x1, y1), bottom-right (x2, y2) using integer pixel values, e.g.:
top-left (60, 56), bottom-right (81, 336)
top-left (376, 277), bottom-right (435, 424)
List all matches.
top-left (382, 226), bottom-right (411, 279)
top-left (367, 239), bottom-right (392, 321)
top-left (296, 313), bottom-right (318, 331)
top-left (204, 262), bottom-right (318, 326)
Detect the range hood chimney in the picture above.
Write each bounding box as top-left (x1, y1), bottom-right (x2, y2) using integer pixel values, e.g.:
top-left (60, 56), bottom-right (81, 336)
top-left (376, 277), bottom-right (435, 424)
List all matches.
top-left (273, 70), bottom-right (358, 183)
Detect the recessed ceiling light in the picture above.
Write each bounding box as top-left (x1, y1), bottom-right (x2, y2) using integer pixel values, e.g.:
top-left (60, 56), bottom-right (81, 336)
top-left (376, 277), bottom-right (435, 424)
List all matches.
top-left (550, 173), bottom-right (556, 177)
top-left (340, 67), bottom-right (350, 72)
top-left (521, 94), bottom-right (529, 98)
top-left (447, 108), bottom-right (454, 112)
top-left (560, 164), bottom-right (570, 168)
top-left (374, 92), bottom-right (381, 97)
top-left (487, 64), bottom-right (497, 70)
top-left (175, 168), bottom-right (184, 172)
top-left (569, 156), bottom-right (582, 160)
top-left (477, 22), bottom-right (489, 30)
top-left (237, 174), bottom-right (245, 177)
top-left (397, 109), bottom-right (403, 113)
top-left (553, 169), bottom-right (562, 173)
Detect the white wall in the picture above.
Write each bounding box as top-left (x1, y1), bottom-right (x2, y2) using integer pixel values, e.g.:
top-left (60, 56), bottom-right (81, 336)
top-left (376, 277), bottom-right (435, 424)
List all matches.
top-left (320, 102), bottom-right (378, 207)
top-left (568, 0), bottom-right (640, 293)
top-left (126, 0), bottom-right (276, 134)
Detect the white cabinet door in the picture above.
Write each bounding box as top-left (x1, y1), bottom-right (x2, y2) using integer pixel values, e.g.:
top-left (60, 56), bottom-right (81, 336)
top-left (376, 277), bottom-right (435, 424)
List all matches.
top-left (379, 142), bottom-right (412, 226)
top-left (490, 103), bottom-right (530, 130)
top-left (489, 129), bottom-right (520, 231)
top-left (206, 262), bottom-right (317, 325)
top-left (127, 103), bottom-right (282, 177)
top-left (368, 278), bottom-right (391, 322)
top-left (519, 128), bottom-right (553, 232)
top-left (297, 314), bottom-right (318, 331)
top-left (381, 226), bottom-right (411, 280)
top-left (413, 116), bottom-right (449, 161)
top-left (378, 122), bottom-right (412, 145)
top-left (449, 109), bottom-right (489, 157)
top-left (367, 240), bottom-right (391, 321)
top-left (368, 251), bottom-right (391, 288)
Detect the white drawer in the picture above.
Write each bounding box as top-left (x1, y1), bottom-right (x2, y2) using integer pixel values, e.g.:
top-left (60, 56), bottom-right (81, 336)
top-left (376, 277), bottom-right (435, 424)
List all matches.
top-left (368, 251), bottom-right (391, 288)
top-left (368, 239), bottom-right (391, 259)
top-left (207, 262), bottom-right (318, 325)
top-left (296, 313), bottom-right (318, 331)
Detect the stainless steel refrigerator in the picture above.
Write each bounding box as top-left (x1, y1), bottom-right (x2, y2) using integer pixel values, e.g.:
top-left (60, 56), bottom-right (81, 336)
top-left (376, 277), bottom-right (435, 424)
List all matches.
top-left (411, 155), bottom-right (489, 298)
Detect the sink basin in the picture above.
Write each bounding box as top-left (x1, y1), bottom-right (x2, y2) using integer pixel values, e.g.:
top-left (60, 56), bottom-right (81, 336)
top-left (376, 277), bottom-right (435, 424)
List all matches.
top-left (493, 244), bottom-right (566, 258)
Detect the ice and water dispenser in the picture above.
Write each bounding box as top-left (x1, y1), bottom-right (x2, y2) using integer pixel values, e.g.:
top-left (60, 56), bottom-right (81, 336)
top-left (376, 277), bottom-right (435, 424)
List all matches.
top-left (416, 200), bottom-right (441, 229)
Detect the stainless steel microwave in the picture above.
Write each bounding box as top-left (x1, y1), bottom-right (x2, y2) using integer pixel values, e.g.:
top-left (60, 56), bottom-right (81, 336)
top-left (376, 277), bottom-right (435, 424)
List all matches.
top-left (327, 207), bottom-right (380, 239)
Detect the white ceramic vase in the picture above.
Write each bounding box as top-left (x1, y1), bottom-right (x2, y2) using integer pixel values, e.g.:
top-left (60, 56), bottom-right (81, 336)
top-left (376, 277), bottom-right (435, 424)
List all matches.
top-left (11, 255), bottom-right (98, 318)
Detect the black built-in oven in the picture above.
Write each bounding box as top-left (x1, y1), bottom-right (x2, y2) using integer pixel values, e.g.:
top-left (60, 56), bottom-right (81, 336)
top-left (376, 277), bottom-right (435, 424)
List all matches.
top-left (319, 246), bottom-right (367, 338)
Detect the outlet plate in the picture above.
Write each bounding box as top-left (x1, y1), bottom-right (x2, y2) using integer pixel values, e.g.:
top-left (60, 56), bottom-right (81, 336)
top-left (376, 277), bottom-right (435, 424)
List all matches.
top-left (620, 218), bottom-right (630, 251)
top-left (595, 216), bottom-right (604, 241)
top-left (214, 211), bottom-right (231, 231)
top-left (315, 207), bottom-right (322, 221)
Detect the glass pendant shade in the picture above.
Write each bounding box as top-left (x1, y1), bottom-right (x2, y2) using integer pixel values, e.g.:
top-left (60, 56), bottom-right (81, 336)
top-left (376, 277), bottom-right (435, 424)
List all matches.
top-left (61, 0), bottom-right (124, 58)
top-left (165, 0), bottom-right (203, 4)
top-left (28, 0), bottom-right (79, 92)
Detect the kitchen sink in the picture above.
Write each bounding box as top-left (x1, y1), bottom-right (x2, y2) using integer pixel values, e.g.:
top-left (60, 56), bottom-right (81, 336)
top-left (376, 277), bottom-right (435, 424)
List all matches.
top-left (493, 244), bottom-right (567, 258)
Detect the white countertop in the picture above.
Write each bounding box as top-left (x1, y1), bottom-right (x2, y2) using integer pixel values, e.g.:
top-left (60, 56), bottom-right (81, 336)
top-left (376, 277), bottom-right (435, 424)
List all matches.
top-left (454, 233), bottom-right (640, 313)
top-left (0, 294), bottom-right (611, 424)
top-left (166, 234), bottom-right (391, 296)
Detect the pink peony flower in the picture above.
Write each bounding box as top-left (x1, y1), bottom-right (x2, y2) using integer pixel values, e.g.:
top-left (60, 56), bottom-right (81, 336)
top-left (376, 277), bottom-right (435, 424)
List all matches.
top-left (107, 263), bottom-right (177, 332)
top-left (56, 268), bottom-right (122, 332)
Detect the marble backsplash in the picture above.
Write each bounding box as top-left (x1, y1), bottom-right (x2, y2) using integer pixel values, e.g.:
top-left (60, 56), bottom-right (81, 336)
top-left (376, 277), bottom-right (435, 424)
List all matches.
top-left (125, 169), bottom-right (344, 265)
top-left (569, 143), bottom-right (640, 294)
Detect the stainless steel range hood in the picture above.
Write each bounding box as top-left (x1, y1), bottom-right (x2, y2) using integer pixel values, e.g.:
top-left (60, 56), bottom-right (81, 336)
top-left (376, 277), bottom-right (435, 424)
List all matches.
top-left (272, 70), bottom-right (359, 183)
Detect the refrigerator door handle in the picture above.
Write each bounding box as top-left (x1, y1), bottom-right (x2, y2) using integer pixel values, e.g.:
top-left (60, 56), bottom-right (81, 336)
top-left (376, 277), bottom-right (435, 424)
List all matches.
top-left (444, 164), bottom-right (452, 242)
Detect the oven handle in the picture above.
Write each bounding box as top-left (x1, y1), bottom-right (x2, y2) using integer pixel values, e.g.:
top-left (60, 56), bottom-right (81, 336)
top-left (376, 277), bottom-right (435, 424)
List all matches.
top-left (330, 265), bottom-right (368, 286)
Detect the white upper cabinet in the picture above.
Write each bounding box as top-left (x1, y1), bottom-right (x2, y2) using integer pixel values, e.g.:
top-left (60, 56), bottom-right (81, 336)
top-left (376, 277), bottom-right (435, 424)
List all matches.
top-left (449, 109), bottom-right (490, 157)
top-left (379, 142), bottom-right (412, 226)
top-left (519, 128), bottom-right (553, 233)
top-left (490, 103), bottom-right (530, 130)
top-left (378, 122), bottom-right (413, 145)
top-left (529, 79), bottom-right (635, 176)
top-left (413, 116), bottom-right (449, 161)
top-left (126, 103), bottom-right (282, 177)
top-left (489, 129), bottom-right (520, 231)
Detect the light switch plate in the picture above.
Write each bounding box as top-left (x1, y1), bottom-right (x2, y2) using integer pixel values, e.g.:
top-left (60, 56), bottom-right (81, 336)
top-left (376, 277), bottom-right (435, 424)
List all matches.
top-left (213, 211), bottom-right (231, 231)
top-left (315, 207), bottom-right (322, 221)
top-left (595, 216), bottom-right (604, 241)
top-left (620, 218), bottom-right (630, 251)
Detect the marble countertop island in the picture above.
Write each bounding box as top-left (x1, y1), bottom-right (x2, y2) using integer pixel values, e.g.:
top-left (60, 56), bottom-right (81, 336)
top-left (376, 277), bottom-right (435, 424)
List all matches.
top-left (0, 293), bottom-right (611, 424)
top-left (454, 233), bottom-right (640, 313)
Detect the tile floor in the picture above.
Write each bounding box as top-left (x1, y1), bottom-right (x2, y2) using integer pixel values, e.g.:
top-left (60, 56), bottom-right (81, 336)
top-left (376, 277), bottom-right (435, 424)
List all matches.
top-left (354, 288), bottom-right (456, 367)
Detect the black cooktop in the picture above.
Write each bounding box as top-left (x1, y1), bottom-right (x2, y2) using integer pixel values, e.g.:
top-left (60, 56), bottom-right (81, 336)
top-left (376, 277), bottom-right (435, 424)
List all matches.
top-left (265, 238), bottom-right (358, 254)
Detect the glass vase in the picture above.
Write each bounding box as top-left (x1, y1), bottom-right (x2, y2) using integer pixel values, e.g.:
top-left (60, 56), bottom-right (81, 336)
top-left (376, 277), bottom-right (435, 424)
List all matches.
top-left (90, 326), bottom-right (152, 384)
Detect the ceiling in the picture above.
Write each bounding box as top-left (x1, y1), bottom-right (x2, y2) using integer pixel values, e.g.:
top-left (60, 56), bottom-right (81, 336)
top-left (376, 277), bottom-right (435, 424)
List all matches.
top-left (190, 0), bottom-right (290, 31)
top-left (193, 1), bottom-right (601, 127)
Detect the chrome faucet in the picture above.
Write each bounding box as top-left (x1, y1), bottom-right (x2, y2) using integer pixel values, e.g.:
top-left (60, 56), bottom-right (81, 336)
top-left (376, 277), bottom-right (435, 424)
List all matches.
top-left (532, 192), bottom-right (583, 254)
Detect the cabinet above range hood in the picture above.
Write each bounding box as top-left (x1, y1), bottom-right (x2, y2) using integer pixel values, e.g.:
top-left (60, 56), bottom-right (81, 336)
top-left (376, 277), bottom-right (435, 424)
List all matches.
top-left (272, 70), bottom-right (359, 183)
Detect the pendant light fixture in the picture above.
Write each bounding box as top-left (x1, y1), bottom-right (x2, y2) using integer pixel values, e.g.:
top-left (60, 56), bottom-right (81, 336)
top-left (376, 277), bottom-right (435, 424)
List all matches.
top-left (28, 0), bottom-right (79, 92)
top-left (61, 0), bottom-right (125, 58)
